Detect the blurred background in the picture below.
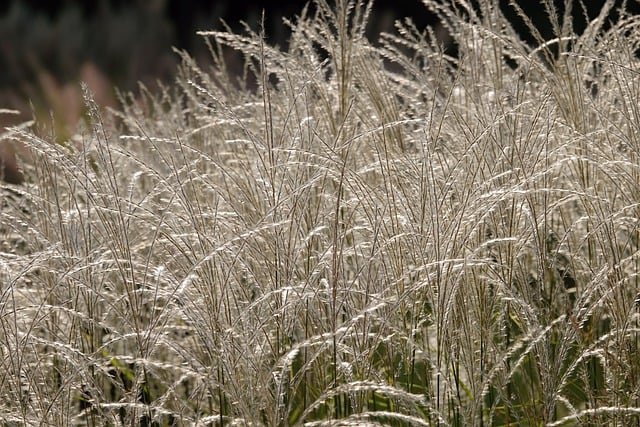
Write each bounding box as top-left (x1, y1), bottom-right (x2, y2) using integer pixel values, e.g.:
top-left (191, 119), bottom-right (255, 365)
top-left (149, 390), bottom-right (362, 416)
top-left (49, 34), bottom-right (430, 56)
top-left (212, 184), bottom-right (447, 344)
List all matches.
top-left (0, 0), bottom-right (440, 184)
top-left (0, 0), bottom-right (637, 130)
top-left (0, 0), bottom-right (436, 130)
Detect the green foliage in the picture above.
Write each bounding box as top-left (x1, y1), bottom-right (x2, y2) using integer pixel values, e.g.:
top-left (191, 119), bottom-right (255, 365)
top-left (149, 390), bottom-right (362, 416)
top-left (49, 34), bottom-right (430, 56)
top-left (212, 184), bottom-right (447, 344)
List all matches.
top-left (2, 0), bottom-right (640, 425)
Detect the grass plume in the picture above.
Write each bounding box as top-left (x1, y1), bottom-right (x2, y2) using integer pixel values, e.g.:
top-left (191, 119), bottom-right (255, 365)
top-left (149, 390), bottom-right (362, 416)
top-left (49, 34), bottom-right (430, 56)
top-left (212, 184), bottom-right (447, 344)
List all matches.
top-left (2, 0), bottom-right (640, 425)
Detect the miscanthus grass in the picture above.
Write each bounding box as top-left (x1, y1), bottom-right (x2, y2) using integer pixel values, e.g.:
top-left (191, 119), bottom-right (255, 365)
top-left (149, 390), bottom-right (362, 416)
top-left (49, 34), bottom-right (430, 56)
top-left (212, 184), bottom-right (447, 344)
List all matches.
top-left (2, 0), bottom-right (640, 425)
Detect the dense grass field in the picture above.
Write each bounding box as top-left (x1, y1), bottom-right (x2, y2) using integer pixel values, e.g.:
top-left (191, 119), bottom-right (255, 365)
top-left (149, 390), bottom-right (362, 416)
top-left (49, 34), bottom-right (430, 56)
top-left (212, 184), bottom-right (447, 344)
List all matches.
top-left (2, 0), bottom-right (640, 425)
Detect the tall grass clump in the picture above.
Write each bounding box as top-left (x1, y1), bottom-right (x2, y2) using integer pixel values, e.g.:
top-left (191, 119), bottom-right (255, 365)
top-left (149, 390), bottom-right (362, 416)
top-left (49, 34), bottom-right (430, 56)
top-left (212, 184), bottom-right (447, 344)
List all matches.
top-left (2, 0), bottom-right (640, 425)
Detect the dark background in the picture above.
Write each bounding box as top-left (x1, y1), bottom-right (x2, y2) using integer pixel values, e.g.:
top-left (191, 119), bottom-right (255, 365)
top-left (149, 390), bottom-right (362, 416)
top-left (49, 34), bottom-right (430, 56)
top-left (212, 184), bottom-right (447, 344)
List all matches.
top-left (0, 0), bottom-right (637, 126)
top-left (0, 0), bottom-right (432, 91)
top-left (0, 0), bottom-right (442, 129)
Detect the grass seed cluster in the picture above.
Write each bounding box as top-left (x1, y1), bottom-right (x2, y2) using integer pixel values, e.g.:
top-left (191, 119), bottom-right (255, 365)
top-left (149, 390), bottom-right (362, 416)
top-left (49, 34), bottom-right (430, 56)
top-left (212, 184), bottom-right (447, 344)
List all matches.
top-left (1, 0), bottom-right (640, 425)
